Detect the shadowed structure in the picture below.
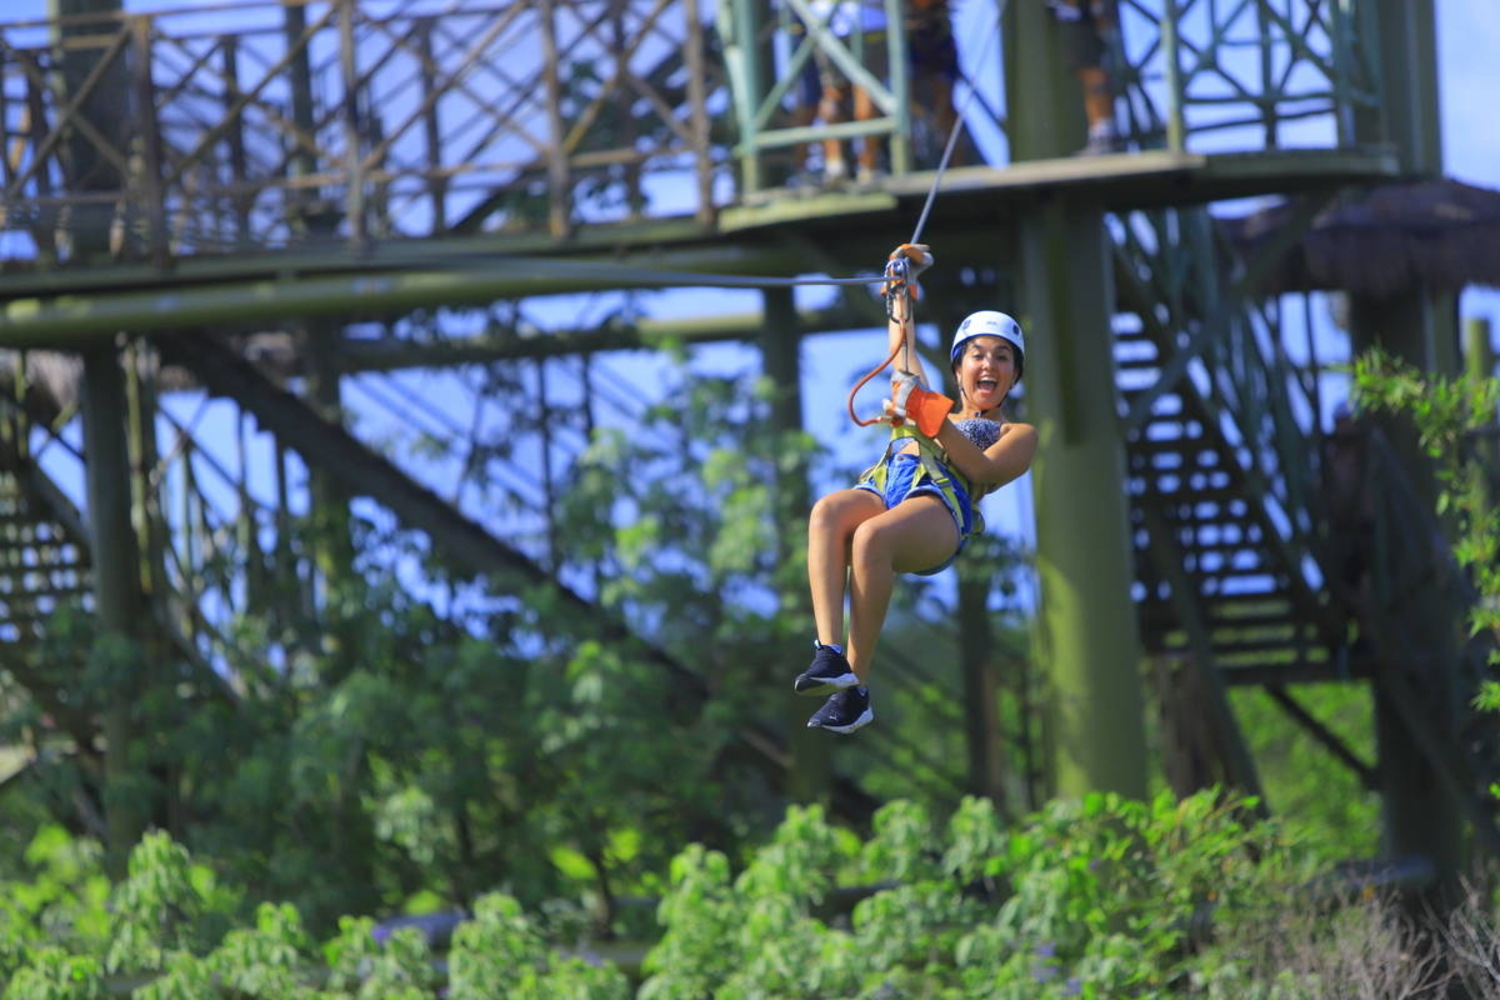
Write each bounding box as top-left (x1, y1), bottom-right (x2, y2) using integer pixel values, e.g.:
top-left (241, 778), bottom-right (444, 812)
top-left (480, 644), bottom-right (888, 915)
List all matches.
top-left (1225, 178), bottom-right (1500, 298)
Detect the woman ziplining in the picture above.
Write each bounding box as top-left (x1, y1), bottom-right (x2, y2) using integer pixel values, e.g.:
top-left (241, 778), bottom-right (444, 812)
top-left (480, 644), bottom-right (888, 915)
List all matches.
top-left (794, 243), bottom-right (1038, 734)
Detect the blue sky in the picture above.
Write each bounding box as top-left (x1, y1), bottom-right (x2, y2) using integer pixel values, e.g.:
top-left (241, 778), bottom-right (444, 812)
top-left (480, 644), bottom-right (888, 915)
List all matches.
top-left (1436, 0), bottom-right (1500, 330)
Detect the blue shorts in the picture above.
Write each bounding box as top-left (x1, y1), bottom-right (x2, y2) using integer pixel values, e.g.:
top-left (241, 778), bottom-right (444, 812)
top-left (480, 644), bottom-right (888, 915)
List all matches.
top-left (853, 452), bottom-right (975, 576)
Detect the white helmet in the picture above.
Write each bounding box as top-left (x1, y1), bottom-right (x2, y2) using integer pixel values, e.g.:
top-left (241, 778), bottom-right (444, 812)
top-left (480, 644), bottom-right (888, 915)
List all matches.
top-left (950, 310), bottom-right (1025, 377)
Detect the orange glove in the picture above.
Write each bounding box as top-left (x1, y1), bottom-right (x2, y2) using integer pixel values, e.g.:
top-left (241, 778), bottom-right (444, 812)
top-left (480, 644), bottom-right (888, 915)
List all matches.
top-left (884, 375), bottom-right (952, 438)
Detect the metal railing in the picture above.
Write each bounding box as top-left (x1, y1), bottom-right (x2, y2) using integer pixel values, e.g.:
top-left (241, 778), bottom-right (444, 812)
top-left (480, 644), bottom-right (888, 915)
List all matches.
top-left (0, 0), bottom-right (718, 258)
top-left (1118, 0), bottom-right (1381, 152)
top-left (0, 0), bottom-right (1387, 263)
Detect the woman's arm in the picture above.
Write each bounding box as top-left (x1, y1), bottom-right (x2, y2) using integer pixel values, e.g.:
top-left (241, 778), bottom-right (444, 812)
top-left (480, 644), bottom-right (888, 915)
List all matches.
top-left (884, 244), bottom-right (932, 389)
top-left (932, 420), bottom-right (1038, 491)
top-left (886, 291), bottom-right (928, 389)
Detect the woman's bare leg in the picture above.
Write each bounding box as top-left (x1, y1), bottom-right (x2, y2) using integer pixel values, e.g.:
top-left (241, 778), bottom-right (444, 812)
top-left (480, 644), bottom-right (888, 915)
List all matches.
top-left (820, 85), bottom-right (850, 178)
top-left (853, 85), bottom-right (879, 175)
top-left (845, 497), bottom-right (960, 681)
top-left (807, 489), bottom-right (885, 646)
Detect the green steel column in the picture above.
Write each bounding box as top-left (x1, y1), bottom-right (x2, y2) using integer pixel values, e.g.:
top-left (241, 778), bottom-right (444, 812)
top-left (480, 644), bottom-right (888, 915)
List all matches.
top-left (1360, 0), bottom-right (1442, 175)
top-left (1006, 0), bottom-right (1147, 800)
top-left (282, 2), bottom-right (354, 638)
top-left (53, 0), bottom-right (146, 874)
top-left (1019, 201), bottom-right (1147, 800)
top-left (283, 3), bottom-right (319, 194)
top-left (304, 327), bottom-right (352, 565)
top-left (301, 317), bottom-right (355, 686)
top-left (958, 566), bottom-right (1007, 806)
top-left (337, 0), bottom-right (366, 245)
top-left (1350, 0), bottom-right (1463, 897)
top-left (1351, 0), bottom-right (1455, 375)
top-left (82, 345), bottom-right (146, 874)
top-left (1466, 317), bottom-right (1495, 380)
top-left (719, 0), bottom-right (774, 193)
top-left (761, 288), bottom-right (830, 802)
top-left (1003, 0), bottom-right (1086, 161)
top-left (124, 343), bottom-right (166, 607)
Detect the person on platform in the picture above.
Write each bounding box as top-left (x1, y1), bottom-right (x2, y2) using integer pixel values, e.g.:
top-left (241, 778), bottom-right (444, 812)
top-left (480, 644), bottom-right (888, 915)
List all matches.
top-left (905, 0), bottom-right (964, 167)
top-left (793, 48), bottom-right (828, 185)
top-left (1046, 0), bottom-right (1124, 155)
top-left (795, 244), bottom-right (1038, 733)
top-left (804, 0), bottom-right (890, 184)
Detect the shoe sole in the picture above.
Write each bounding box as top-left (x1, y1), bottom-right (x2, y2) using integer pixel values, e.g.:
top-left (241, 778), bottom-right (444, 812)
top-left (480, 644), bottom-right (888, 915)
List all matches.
top-left (793, 672), bottom-right (860, 697)
top-left (810, 708), bottom-right (874, 735)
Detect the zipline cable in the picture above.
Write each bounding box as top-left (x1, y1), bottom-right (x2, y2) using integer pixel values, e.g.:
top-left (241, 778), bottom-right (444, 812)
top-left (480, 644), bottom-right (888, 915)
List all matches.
top-left (849, 7), bottom-right (1007, 425)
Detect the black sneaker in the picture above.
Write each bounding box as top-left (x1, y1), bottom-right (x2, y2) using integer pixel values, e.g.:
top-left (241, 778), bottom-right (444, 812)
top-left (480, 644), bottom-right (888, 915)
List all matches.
top-left (794, 643), bottom-right (858, 697)
top-left (807, 686), bottom-right (873, 735)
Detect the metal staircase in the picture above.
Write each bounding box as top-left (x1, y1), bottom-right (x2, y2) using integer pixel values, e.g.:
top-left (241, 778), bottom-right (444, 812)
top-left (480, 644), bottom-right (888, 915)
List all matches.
top-left (1113, 206), bottom-right (1346, 684)
top-left (0, 399), bottom-right (101, 771)
top-left (1109, 199), bottom-right (1500, 848)
top-left (0, 457), bottom-right (91, 646)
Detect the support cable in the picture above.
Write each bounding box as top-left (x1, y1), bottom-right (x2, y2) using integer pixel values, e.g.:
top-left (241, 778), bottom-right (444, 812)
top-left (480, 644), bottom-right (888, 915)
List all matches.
top-left (845, 12), bottom-right (1006, 423)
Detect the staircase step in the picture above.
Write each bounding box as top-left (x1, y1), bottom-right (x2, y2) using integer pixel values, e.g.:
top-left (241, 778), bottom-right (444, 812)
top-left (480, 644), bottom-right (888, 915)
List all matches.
top-left (1138, 596), bottom-right (1299, 620)
top-left (0, 550), bottom-right (87, 568)
top-left (1128, 434), bottom-right (1236, 455)
top-left (0, 582), bottom-right (92, 602)
top-left (1153, 536), bottom-right (1268, 554)
top-left (1127, 439), bottom-right (1234, 460)
top-left (1149, 629), bottom-right (1323, 656)
top-left (1115, 357), bottom-right (1167, 373)
top-left (1126, 448), bottom-right (1236, 468)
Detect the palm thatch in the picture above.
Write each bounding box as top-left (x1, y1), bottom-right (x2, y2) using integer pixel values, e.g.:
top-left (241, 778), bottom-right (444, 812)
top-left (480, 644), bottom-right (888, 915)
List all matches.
top-left (1221, 178), bottom-right (1500, 299)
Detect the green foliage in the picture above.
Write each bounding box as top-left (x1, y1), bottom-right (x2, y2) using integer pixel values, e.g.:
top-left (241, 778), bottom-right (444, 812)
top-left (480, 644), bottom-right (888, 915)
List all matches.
top-left (0, 353), bottom-right (1037, 947)
top-left (3, 832), bottom-right (639, 998)
top-left (1352, 348), bottom-right (1500, 467)
top-left (1228, 685), bottom-right (1380, 862)
top-left (2, 947), bottom-right (108, 1000)
top-left (1352, 347), bottom-right (1500, 742)
top-left (1, 795), bottom-right (1464, 997)
top-left (103, 831), bottom-right (242, 977)
top-left (555, 369), bottom-right (815, 642)
top-left (447, 893), bottom-right (631, 1000)
top-left (333, 924), bottom-right (439, 1000)
top-left (138, 903), bottom-right (321, 1000)
top-left (100, 558), bottom-right (758, 936)
top-left (1353, 346), bottom-right (1499, 622)
top-left (0, 825), bottom-right (111, 965)
top-left (641, 790), bottom-right (1310, 999)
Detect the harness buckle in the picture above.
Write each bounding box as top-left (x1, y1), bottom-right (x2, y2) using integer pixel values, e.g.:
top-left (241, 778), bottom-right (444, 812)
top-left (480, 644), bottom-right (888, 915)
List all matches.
top-left (882, 257), bottom-right (911, 319)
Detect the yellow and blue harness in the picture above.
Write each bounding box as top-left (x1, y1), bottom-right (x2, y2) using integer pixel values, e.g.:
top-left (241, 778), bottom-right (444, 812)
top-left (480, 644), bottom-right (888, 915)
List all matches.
top-left (854, 420), bottom-right (995, 576)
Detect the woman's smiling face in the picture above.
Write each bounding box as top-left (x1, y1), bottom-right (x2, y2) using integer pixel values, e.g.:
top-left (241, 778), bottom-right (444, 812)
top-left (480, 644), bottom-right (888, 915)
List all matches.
top-left (953, 335), bottom-right (1019, 411)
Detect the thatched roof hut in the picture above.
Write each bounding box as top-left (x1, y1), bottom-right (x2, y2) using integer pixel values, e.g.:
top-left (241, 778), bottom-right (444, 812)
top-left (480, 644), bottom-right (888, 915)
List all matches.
top-left (1221, 178), bottom-right (1500, 299)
